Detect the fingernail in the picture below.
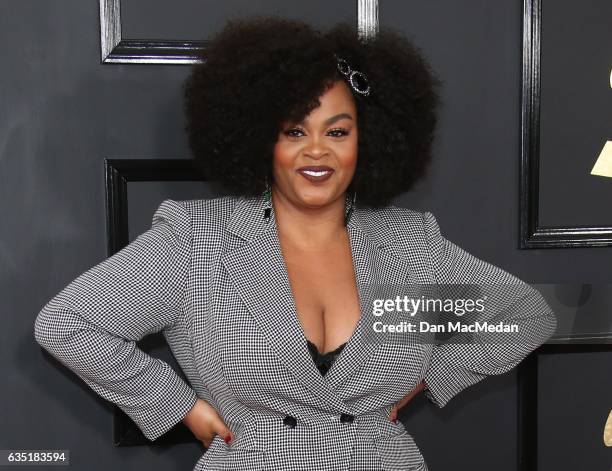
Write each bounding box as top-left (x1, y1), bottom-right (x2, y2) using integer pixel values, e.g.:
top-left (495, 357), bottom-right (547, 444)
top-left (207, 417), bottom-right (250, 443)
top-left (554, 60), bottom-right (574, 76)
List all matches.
top-left (224, 434), bottom-right (232, 444)
top-left (393, 419), bottom-right (398, 424)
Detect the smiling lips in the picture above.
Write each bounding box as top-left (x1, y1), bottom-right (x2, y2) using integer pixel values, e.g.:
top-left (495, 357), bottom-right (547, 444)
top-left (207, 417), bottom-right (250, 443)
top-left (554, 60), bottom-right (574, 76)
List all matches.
top-left (297, 166), bottom-right (334, 183)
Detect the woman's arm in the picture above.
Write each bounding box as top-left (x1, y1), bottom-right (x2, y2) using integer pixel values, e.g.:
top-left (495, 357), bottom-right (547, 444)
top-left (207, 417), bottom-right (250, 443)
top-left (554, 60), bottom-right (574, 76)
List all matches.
top-left (420, 211), bottom-right (557, 408)
top-left (33, 199), bottom-right (197, 441)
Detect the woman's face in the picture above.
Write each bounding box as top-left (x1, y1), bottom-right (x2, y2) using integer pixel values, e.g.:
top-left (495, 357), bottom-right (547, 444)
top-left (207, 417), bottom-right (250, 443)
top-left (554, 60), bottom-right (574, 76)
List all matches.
top-left (272, 79), bottom-right (358, 211)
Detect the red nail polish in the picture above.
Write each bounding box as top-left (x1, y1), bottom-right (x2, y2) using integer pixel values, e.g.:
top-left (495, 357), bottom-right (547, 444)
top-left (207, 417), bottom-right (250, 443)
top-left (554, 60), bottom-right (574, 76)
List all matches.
top-left (224, 434), bottom-right (232, 444)
top-left (393, 419), bottom-right (398, 424)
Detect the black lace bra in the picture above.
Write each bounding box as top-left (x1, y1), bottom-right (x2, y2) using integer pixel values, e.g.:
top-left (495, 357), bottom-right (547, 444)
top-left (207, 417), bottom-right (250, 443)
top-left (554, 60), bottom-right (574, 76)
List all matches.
top-left (306, 339), bottom-right (347, 376)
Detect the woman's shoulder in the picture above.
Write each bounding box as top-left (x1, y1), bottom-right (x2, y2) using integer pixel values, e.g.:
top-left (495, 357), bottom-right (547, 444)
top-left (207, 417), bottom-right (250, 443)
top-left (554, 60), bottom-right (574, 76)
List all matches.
top-left (364, 204), bottom-right (444, 248)
top-left (154, 197), bottom-right (443, 245)
top-left (367, 204), bottom-right (439, 231)
top-left (150, 195), bottom-right (242, 238)
top-left (370, 204), bottom-right (427, 221)
top-left (181, 194), bottom-right (242, 221)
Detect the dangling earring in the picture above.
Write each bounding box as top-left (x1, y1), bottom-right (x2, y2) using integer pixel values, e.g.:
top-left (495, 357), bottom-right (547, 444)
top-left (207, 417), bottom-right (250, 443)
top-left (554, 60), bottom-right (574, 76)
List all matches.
top-left (344, 190), bottom-right (357, 225)
top-left (263, 177), bottom-right (272, 224)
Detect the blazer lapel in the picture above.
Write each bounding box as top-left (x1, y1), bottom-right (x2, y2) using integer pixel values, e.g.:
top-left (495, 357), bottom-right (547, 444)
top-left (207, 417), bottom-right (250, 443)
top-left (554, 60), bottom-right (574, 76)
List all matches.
top-left (221, 195), bottom-right (413, 408)
top-left (324, 207), bottom-right (413, 390)
top-left (221, 196), bottom-right (347, 410)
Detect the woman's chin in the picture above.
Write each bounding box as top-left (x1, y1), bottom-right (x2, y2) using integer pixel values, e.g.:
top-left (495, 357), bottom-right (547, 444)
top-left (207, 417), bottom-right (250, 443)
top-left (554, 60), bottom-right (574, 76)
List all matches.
top-left (295, 193), bottom-right (340, 209)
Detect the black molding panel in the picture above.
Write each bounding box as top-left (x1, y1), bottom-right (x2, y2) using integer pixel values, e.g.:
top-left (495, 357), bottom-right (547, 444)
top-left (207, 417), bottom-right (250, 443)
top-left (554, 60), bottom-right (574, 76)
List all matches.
top-left (98, 0), bottom-right (379, 64)
top-left (519, 0), bottom-right (612, 248)
top-left (105, 158), bottom-right (207, 446)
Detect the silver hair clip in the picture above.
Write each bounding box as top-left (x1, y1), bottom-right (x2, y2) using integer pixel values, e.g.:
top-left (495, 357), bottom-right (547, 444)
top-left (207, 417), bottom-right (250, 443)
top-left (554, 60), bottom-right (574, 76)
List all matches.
top-left (335, 54), bottom-right (371, 96)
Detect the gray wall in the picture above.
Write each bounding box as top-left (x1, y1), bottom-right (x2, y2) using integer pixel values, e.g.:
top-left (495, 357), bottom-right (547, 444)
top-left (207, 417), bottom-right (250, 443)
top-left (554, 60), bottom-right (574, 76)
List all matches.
top-left (2, 1), bottom-right (609, 470)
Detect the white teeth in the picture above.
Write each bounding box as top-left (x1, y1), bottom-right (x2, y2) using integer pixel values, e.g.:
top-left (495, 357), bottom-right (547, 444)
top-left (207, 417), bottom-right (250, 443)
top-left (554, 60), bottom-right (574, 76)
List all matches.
top-left (302, 170), bottom-right (331, 176)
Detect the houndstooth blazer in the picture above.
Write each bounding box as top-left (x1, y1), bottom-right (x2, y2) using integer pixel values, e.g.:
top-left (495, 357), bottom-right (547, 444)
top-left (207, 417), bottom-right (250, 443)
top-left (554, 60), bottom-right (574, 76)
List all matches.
top-left (34, 194), bottom-right (557, 471)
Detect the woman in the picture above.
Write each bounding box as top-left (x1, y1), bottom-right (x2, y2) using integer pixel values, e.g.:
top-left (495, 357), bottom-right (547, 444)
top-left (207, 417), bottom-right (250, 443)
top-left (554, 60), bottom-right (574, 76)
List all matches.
top-left (34, 16), bottom-right (557, 471)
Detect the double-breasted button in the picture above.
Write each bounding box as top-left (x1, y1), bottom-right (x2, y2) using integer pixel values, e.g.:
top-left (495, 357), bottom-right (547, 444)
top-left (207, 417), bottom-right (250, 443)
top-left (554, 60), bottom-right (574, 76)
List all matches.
top-left (340, 413), bottom-right (355, 424)
top-left (283, 415), bottom-right (297, 428)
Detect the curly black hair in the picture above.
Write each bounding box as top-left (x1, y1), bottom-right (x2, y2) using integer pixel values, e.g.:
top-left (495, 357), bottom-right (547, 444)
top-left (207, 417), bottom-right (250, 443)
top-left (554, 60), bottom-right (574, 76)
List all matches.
top-left (183, 16), bottom-right (443, 208)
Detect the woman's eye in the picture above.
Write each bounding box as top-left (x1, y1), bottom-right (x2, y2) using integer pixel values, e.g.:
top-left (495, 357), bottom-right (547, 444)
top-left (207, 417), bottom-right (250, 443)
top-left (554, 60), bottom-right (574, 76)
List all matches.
top-left (284, 128), bottom-right (304, 137)
top-left (328, 128), bottom-right (349, 137)
top-left (283, 127), bottom-right (349, 138)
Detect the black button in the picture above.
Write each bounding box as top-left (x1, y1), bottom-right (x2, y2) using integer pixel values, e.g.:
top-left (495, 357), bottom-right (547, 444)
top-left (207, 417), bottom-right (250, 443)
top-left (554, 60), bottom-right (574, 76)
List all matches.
top-left (283, 415), bottom-right (297, 428)
top-left (340, 413), bottom-right (354, 423)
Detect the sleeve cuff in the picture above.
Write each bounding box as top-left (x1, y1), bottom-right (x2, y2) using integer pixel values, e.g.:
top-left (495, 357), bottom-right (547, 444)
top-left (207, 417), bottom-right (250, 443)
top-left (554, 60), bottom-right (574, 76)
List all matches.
top-left (423, 345), bottom-right (488, 408)
top-left (125, 374), bottom-right (198, 442)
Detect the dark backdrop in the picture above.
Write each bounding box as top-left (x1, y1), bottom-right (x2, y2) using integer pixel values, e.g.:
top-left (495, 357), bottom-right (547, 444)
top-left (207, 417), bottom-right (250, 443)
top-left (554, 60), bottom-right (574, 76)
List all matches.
top-left (2, 1), bottom-right (610, 470)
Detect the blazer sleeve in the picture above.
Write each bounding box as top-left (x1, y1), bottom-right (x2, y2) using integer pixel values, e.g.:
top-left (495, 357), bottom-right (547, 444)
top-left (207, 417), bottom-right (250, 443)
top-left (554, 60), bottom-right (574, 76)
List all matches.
top-left (33, 198), bottom-right (198, 441)
top-left (421, 211), bottom-right (557, 408)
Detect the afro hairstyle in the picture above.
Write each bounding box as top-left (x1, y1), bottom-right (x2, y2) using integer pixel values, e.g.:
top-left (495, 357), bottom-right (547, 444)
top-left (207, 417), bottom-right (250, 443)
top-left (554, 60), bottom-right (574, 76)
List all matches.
top-left (183, 15), bottom-right (443, 208)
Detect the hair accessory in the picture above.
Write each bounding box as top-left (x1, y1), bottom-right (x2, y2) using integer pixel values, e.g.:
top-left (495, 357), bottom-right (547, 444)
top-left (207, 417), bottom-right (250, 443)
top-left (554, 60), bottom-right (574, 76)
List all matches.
top-left (335, 54), bottom-right (371, 96)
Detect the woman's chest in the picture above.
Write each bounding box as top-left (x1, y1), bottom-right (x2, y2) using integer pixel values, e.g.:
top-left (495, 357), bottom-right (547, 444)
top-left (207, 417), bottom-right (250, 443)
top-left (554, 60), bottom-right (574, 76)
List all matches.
top-left (184, 235), bottom-right (433, 408)
top-left (281, 241), bottom-right (361, 351)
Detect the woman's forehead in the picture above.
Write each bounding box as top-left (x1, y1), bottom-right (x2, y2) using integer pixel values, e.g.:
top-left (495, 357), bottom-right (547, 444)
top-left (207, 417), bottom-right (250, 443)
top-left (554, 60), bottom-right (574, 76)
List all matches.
top-left (290, 82), bottom-right (357, 124)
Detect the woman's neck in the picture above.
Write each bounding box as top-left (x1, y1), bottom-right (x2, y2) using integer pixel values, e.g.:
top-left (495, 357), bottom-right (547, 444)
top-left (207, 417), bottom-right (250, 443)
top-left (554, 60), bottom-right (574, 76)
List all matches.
top-left (271, 189), bottom-right (348, 251)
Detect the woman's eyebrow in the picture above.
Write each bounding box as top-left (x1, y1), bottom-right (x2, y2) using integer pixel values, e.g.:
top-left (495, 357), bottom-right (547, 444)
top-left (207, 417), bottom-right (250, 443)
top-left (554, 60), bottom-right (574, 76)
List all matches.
top-left (324, 113), bottom-right (353, 126)
top-left (296, 113), bottom-right (354, 127)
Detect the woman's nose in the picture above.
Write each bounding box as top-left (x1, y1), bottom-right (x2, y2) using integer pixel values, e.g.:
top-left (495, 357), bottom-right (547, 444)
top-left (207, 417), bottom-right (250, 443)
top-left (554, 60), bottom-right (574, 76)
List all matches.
top-left (303, 141), bottom-right (330, 159)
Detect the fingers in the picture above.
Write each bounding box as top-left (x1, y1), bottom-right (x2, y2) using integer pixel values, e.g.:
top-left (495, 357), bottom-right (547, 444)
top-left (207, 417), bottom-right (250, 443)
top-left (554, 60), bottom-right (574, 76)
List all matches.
top-left (213, 419), bottom-right (234, 445)
top-left (389, 407), bottom-right (398, 422)
top-left (389, 397), bottom-right (408, 422)
top-left (186, 399), bottom-right (234, 448)
top-left (389, 381), bottom-right (428, 422)
top-left (396, 393), bottom-right (414, 409)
